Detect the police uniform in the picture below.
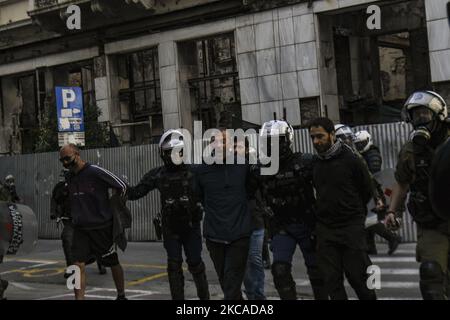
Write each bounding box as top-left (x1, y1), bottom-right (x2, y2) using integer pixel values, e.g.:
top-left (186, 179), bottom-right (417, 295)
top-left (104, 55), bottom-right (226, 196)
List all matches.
top-left (395, 137), bottom-right (450, 299)
top-left (0, 185), bottom-right (14, 203)
top-left (51, 180), bottom-right (75, 267)
top-left (127, 164), bottom-right (209, 300)
top-left (258, 152), bottom-right (326, 300)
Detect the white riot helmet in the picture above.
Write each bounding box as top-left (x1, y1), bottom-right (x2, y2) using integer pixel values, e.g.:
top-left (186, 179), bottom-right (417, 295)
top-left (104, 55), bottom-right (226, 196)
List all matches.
top-left (260, 120), bottom-right (294, 155)
top-left (4, 174), bottom-right (15, 187)
top-left (403, 91), bottom-right (448, 145)
top-left (159, 129), bottom-right (185, 167)
top-left (403, 91), bottom-right (448, 124)
top-left (354, 130), bottom-right (373, 153)
top-left (334, 124), bottom-right (355, 146)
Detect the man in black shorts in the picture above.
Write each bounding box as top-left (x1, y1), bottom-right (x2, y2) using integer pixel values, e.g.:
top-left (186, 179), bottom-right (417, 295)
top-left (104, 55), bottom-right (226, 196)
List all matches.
top-left (59, 144), bottom-right (127, 300)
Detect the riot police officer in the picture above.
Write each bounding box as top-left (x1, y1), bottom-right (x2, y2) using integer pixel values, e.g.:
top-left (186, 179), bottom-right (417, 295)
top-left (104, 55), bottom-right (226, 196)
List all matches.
top-left (126, 129), bottom-right (209, 300)
top-left (334, 124), bottom-right (356, 149)
top-left (257, 119), bottom-right (326, 300)
top-left (385, 90), bottom-right (450, 300)
top-left (0, 175), bottom-right (20, 203)
top-left (50, 169), bottom-right (107, 277)
top-left (354, 130), bottom-right (401, 255)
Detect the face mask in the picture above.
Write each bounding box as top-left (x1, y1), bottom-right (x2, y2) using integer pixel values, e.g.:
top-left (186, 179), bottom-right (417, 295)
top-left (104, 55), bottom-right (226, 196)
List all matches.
top-left (411, 126), bottom-right (432, 147)
top-left (162, 149), bottom-right (183, 168)
top-left (61, 156), bottom-right (77, 170)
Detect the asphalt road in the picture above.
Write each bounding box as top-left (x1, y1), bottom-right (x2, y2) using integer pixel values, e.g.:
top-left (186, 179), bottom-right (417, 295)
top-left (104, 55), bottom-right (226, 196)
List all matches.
top-left (0, 240), bottom-right (421, 300)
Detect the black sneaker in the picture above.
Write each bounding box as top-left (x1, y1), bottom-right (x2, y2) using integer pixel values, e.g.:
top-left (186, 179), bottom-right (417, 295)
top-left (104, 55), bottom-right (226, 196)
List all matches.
top-left (0, 279), bottom-right (9, 300)
top-left (116, 294), bottom-right (128, 300)
top-left (388, 236), bottom-right (401, 255)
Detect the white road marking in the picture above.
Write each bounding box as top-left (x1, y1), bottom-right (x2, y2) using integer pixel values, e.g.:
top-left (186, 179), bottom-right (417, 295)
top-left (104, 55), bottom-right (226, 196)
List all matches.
top-left (37, 293), bottom-right (73, 300)
top-left (84, 294), bottom-right (116, 300)
top-left (380, 268), bottom-right (419, 275)
top-left (36, 287), bottom-right (161, 300)
top-left (370, 257), bottom-right (417, 263)
top-left (9, 282), bottom-right (35, 290)
top-left (0, 261), bottom-right (58, 275)
top-left (293, 279), bottom-right (419, 288)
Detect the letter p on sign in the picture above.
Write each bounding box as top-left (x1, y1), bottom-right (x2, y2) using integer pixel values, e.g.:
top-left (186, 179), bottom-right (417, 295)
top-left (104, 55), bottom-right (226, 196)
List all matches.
top-left (62, 89), bottom-right (76, 109)
top-left (66, 265), bottom-right (81, 290)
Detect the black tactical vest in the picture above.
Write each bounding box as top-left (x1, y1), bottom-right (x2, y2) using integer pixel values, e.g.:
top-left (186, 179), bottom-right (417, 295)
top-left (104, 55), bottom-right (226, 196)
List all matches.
top-left (408, 142), bottom-right (446, 228)
top-left (157, 167), bottom-right (201, 233)
top-left (260, 152), bottom-right (316, 227)
top-left (52, 181), bottom-right (72, 219)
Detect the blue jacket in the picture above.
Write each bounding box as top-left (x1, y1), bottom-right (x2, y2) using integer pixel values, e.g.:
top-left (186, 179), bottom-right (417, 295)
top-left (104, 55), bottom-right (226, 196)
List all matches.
top-left (67, 163), bottom-right (127, 229)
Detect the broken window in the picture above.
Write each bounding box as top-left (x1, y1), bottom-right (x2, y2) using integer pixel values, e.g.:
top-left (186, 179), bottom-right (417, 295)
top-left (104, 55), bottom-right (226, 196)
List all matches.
top-left (117, 47), bottom-right (162, 144)
top-left (182, 33), bottom-right (240, 130)
top-left (52, 60), bottom-right (96, 109)
top-left (18, 74), bottom-right (39, 154)
top-left (326, 0), bottom-right (431, 125)
top-left (35, 0), bottom-right (57, 9)
top-left (300, 97), bottom-right (320, 126)
top-left (0, 73), bottom-right (38, 154)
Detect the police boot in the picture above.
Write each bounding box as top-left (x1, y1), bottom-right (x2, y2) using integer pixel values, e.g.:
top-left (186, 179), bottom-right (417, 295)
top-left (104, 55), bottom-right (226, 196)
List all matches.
top-left (307, 266), bottom-right (328, 300)
top-left (420, 260), bottom-right (446, 300)
top-left (0, 279), bottom-right (8, 300)
top-left (167, 260), bottom-right (185, 300)
top-left (272, 262), bottom-right (297, 300)
top-left (188, 261), bottom-right (210, 300)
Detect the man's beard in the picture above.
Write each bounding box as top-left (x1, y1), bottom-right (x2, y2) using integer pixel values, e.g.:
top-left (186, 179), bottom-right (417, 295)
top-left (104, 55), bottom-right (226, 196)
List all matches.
top-left (314, 140), bottom-right (332, 154)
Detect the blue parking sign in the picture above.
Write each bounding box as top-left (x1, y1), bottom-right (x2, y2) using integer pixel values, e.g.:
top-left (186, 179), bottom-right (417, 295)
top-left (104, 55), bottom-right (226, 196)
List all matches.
top-left (55, 86), bottom-right (84, 132)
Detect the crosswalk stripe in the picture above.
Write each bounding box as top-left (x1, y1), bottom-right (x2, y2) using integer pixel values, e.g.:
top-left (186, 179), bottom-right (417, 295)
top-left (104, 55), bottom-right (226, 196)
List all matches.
top-left (383, 249), bottom-right (416, 254)
top-left (292, 279), bottom-right (419, 289)
top-left (380, 268), bottom-right (419, 275)
top-left (370, 257), bottom-right (416, 263)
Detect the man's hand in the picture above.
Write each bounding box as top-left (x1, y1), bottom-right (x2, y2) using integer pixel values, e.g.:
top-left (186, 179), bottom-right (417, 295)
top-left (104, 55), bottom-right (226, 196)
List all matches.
top-left (384, 212), bottom-right (400, 230)
top-left (374, 198), bottom-right (385, 213)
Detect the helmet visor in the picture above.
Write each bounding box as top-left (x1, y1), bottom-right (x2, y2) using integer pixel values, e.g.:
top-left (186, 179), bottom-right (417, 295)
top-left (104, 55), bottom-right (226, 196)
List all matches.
top-left (411, 106), bottom-right (434, 127)
top-left (354, 140), bottom-right (369, 152)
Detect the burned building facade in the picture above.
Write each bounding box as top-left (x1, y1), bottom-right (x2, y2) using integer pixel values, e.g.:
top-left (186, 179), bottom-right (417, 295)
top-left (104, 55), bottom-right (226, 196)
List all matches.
top-left (0, 0), bottom-right (449, 154)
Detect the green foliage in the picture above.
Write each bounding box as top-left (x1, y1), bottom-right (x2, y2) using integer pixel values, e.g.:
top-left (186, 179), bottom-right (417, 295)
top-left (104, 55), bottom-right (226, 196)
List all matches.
top-left (34, 104), bottom-right (110, 153)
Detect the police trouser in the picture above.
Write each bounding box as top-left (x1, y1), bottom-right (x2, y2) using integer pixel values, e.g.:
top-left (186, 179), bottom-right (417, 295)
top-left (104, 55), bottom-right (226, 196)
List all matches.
top-left (163, 223), bottom-right (209, 300)
top-left (270, 223), bottom-right (327, 300)
top-left (61, 220), bottom-right (75, 266)
top-left (317, 227), bottom-right (376, 300)
top-left (416, 223), bottom-right (450, 300)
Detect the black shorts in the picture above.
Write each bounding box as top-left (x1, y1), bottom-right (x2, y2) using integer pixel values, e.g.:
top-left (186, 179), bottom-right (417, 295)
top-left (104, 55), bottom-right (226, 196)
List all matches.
top-left (72, 225), bottom-right (119, 267)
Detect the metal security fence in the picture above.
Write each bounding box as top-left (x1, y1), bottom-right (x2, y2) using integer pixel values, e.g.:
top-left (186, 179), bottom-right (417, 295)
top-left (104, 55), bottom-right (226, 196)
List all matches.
top-left (0, 122), bottom-right (417, 241)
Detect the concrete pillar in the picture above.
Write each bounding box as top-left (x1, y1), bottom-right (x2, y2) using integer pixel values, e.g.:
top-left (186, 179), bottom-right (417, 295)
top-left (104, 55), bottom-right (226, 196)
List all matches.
top-left (158, 41), bottom-right (182, 131)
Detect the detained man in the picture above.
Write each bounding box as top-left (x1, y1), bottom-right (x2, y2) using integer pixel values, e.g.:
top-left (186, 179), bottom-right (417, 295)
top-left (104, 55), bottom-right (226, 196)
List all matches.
top-left (308, 117), bottom-right (377, 300)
